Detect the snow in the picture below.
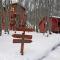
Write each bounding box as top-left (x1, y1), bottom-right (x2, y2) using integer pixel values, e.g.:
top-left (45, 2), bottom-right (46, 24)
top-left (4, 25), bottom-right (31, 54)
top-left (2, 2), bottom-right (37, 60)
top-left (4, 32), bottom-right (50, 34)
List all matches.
top-left (42, 47), bottom-right (60, 60)
top-left (12, 0), bottom-right (18, 3)
top-left (0, 30), bottom-right (60, 60)
top-left (52, 16), bottom-right (60, 18)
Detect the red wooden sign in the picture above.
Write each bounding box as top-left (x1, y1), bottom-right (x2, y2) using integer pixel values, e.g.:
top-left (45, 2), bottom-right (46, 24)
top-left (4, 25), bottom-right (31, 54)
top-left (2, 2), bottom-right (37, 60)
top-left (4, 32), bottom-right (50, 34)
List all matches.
top-left (12, 31), bottom-right (32, 55)
top-left (12, 34), bottom-right (32, 39)
top-left (13, 39), bottom-right (32, 43)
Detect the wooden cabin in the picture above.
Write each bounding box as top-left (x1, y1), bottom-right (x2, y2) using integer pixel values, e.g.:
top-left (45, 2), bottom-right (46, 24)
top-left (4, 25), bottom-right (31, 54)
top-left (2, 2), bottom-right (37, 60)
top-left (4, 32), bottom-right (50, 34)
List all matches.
top-left (39, 16), bottom-right (60, 33)
top-left (2, 3), bottom-right (27, 30)
top-left (51, 16), bottom-right (60, 33)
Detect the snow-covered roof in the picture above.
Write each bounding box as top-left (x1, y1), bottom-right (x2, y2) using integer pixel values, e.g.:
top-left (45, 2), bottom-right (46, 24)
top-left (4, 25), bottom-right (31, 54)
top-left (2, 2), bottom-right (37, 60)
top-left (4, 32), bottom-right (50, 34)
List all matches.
top-left (12, 0), bottom-right (18, 3)
top-left (52, 16), bottom-right (60, 18)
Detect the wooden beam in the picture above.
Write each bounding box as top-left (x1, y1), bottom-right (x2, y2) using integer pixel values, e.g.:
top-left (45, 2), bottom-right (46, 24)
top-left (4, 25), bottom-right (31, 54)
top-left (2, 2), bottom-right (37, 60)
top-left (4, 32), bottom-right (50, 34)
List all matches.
top-left (13, 39), bottom-right (32, 43)
top-left (20, 41), bottom-right (24, 55)
top-left (12, 34), bottom-right (32, 39)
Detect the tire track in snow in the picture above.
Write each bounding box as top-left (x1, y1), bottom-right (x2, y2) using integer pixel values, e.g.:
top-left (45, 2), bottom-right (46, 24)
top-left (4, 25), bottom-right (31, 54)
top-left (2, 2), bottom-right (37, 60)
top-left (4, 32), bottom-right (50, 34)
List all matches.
top-left (37, 43), bottom-right (60, 60)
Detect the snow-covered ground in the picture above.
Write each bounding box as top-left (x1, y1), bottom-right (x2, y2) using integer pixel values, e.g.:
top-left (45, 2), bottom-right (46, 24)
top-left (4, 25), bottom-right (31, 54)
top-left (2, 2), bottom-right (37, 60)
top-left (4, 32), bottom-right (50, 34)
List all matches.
top-left (0, 30), bottom-right (60, 60)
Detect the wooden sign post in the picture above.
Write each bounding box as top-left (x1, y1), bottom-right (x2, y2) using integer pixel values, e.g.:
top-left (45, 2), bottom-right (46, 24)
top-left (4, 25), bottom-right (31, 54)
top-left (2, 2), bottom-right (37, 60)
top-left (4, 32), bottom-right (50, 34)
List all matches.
top-left (12, 28), bottom-right (34, 55)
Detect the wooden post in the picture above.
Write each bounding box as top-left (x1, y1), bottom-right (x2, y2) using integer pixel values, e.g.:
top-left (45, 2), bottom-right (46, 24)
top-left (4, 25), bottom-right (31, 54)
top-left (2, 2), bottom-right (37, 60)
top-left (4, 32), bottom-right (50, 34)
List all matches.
top-left (20, 32), bottom-right (25, 55)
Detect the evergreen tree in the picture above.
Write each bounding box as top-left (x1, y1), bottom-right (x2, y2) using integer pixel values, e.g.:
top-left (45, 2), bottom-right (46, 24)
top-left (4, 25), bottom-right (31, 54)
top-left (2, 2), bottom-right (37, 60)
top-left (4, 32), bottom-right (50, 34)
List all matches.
top-left (0, 16), bottom-right (2, 36)
top-left (0, 0), bottom-right (2, 36)
top-left (4, 0), bottom-right (10, 34)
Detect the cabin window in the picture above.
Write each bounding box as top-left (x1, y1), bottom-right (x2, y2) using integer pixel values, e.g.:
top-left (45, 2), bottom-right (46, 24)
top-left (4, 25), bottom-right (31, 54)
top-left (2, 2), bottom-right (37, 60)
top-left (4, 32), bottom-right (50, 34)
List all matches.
top-left (58, 22), bottom-right (60, 27)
